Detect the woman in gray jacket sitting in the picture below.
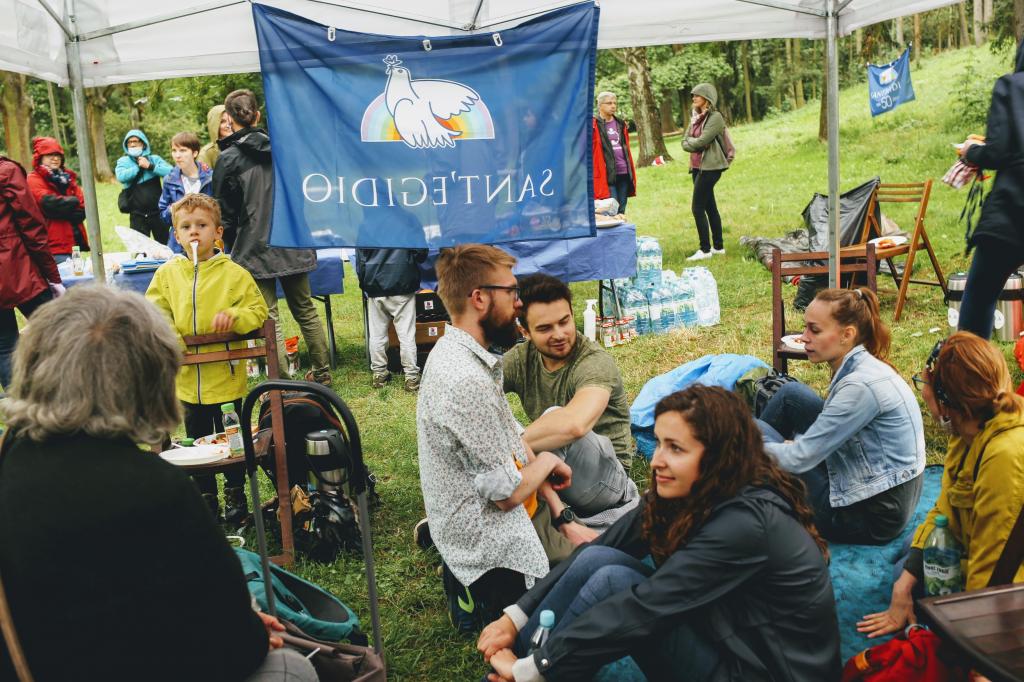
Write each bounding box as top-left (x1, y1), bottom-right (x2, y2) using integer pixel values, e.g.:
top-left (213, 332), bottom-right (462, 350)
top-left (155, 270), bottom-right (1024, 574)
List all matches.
top-left (477, 385), bottom-right (840, 682)
top-left (683, 83), bottom-right (731, 262)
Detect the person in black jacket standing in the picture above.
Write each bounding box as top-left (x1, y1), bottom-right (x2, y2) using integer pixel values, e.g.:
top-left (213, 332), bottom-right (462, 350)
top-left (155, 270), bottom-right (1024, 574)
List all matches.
top-left (478, 385), bottom-right (840, 682)
top-left (957, 38), bottom-right (1024, 339)
top-left (355, 247), bottom-right (428, 391)
top-left (213, 89), bottom-right (332, 385)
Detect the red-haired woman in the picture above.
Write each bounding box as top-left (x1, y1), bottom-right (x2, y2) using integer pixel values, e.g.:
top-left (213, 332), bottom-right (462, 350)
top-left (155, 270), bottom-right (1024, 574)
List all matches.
top-left (478, 385), bottom-right (840, 682)
top-left (860, 332), bottom-right (1024, 638)
top-left (758, 287), bottom-right (926, 544)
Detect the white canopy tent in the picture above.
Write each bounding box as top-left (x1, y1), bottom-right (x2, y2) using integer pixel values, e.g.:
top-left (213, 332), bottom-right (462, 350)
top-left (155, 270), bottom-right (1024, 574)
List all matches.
top-left (1, 0), bottom-right (961, 283)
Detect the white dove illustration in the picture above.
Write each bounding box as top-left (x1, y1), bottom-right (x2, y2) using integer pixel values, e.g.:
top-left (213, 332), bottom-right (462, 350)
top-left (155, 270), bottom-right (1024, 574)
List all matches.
top-left (382, 55), bottom-right (481, 149)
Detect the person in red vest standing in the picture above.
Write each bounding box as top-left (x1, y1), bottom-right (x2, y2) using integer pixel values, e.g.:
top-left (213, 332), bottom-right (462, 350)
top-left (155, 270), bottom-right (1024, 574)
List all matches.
top-left (592, 91), bottom-right (637, 218)
top-left (0, 154), bottom-right (63, 389)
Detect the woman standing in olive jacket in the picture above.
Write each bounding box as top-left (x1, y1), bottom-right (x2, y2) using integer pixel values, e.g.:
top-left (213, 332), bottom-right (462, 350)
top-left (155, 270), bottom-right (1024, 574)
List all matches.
top-left (683, 83), bottom-right (731, 262)
top-left (479, 385), bottom-right (840, 682)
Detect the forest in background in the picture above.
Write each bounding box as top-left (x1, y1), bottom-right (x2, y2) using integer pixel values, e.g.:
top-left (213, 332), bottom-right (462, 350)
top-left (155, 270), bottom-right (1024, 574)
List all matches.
top-left (2, 0), bottom-right (1023, 175)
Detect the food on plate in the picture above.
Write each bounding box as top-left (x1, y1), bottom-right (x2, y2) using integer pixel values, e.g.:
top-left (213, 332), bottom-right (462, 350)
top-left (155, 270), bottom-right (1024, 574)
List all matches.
top-left (875, 238), bottom-right (896, 249)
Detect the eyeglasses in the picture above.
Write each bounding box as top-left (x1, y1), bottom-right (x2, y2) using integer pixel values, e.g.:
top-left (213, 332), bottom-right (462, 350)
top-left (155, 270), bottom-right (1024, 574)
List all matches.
top-left (911, 373), bottom-right (929, 392)
top-left (475, 285), bottom-right (520, 300)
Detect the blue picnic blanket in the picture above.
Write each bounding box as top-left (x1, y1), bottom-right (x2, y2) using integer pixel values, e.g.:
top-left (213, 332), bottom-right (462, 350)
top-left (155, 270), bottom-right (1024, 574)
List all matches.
top-left (630, 354), bottom-right (769, 458)
top-left (594, 465), bottom-right (943, 680)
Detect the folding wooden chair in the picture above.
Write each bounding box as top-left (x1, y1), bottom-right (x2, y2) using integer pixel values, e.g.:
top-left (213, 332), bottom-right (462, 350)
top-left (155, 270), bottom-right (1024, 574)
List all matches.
top-left (180, 318), bottom-right (295, 565)
top-left (840, 180), bottom-right (947, 322)
top-left (771, 246), bottom-right (877, 373)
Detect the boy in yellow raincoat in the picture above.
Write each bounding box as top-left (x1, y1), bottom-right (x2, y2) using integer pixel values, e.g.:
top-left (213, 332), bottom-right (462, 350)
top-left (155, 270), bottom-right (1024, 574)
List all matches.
top-left (146, 193), bottom-right (267, 526)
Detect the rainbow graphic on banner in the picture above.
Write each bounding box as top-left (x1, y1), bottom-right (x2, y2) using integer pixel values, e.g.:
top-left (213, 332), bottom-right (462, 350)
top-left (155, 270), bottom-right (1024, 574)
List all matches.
top-left (360, 93), bottom-right (496, 143)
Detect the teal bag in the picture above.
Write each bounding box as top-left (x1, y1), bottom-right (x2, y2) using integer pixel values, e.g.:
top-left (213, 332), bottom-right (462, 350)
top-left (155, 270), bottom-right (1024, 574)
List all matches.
top-left (234, 548), bottom-right (365, 644)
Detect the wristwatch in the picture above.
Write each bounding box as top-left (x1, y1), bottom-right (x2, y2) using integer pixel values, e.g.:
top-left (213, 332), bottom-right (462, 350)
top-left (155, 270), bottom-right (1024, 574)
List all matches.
top-left (551, 506), bottom-right (577, 529)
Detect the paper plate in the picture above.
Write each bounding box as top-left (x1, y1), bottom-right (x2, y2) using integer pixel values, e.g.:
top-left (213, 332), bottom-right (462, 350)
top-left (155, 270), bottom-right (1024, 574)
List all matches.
top-left (159, 444), bottom-right (229, 466)
top-left (868, 235), bottom-right (909, 248)
top-left (595, 217), bottom-right (624, 229)
top-left (781, 334), bottom-right (806, 351)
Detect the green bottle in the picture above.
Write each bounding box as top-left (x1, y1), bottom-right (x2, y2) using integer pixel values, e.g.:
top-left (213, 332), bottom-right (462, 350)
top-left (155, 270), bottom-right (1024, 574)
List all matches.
top-left (923, 515), bottom-right (963, 596)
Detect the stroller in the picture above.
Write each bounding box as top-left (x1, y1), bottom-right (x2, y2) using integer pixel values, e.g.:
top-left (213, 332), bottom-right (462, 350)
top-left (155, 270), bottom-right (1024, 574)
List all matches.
top-left (240, 380), bottom-right (385, 675)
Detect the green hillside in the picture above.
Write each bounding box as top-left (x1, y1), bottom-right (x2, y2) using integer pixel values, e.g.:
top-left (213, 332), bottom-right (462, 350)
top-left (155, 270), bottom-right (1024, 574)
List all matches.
top-left (76, 43), bottom-right (1019, 680)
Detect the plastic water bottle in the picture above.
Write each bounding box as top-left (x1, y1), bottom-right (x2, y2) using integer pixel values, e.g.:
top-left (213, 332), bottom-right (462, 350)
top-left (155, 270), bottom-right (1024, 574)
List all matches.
top-left (649, 239), bottom-right (663, 288)
top-left (529, 610), bottom-right (555, 654)
top-left (646, 283), bottom-right (663, 334)
top-left (70, 246), bottom-right (85, 276)
top-left (676, 272), bottom-right (697, 327)
top-left (923, 515), bottom-right (963, 596)
top-left (658, 283), bottom-right (677, 331)
top-left (221, 403), bottom-right (244, 457)
top-left (635, 238), bottom-right (652, 286)
top-left (690, 267), bottom-right (721, 327)
top-left (583, 299), bottom-right (598, 342)
top-left (630, 288), bottom-right (651, 335)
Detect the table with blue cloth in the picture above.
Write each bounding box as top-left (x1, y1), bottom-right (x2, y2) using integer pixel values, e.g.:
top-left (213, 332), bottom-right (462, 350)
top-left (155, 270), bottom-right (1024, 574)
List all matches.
top-left (64, 249), bottom-right (346, 366)
top-left (417, 223), bottom-right (637, 288)
top-left (361, 224), bottom-right (638, 368)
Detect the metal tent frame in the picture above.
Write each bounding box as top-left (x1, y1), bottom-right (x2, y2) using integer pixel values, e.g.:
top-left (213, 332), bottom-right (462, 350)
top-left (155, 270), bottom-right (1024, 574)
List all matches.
top-left (34, 0), bottom-right (944, 286)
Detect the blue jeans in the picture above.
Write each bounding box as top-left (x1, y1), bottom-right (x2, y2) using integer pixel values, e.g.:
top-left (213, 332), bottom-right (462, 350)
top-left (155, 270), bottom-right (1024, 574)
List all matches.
top-left (516, 545), bottom-right (719, 681)
top-left (959, 236), bottom-right (1024, 340)
top-left (757, 382), bottom-right (920, 544)
top-left (0, 289), bottom-right (54, 389)
top-left (610, 176), bottom-right (631, 214)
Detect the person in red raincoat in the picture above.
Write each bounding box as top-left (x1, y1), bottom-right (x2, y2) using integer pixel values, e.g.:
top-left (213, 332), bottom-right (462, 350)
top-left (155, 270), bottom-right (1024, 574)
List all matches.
top-left (592, 91), bottom-right (637, 217)
top-left (0, 155), bottom-right (63, 389)
top-left (25, 136), bottom-right (88, 262)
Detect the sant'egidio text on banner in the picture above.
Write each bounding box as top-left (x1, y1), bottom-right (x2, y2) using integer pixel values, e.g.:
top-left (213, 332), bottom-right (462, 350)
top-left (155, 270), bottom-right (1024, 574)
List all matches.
top-left (252, 3), bottom-right (599, 249)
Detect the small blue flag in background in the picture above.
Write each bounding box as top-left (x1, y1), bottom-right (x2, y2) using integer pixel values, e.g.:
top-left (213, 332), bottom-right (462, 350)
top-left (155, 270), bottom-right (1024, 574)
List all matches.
top-left (252, 3), bottom-right (599, 249)
top-left (867, 47), bottom-right (916, 117)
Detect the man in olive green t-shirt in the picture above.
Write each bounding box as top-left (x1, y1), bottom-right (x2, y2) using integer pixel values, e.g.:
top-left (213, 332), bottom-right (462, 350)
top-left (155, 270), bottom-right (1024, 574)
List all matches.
top-left (503, 274), bottom-right (638, 532)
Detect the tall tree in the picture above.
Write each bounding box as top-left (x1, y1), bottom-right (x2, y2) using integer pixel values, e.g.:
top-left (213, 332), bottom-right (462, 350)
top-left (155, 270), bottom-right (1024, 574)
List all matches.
top-left (895, 16), bottom-right (905, 46)
top-left (85, 86), bottom-right (114, 182)
top-left (959, 2), bottom-right (971, 46)
top-left (818, 45), bottom-right (828, 142)
top-left (913, 13), bottom-right (923, 66)
top-left (0, 71), bottom-right (34, 168)
top-left (741, 41), bottom-right (753, 124)
top-left (620, 46), bottom-right (671, 166)
top-left (794, 39), bottom-right (806, 108)
top-left (659, 88), bottom-right (676, 134)
top-left (1016, 0), bottom-right (1024, 41)
top-left (46, 82), bottom-right (64, 148)
top-left (975, 0), bottom-right (987, 44)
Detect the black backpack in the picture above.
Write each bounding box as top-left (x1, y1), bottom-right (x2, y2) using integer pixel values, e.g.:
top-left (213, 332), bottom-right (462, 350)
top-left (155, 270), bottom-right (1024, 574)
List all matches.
top-left (752, 372), bottom-right (801, 418)
top-left (254, 391), bottom-right (379, 563)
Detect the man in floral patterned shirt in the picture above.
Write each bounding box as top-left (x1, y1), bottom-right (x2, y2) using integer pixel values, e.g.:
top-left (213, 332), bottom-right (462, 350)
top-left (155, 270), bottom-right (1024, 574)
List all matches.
top-left (417, 244), bottom-right (575, 633)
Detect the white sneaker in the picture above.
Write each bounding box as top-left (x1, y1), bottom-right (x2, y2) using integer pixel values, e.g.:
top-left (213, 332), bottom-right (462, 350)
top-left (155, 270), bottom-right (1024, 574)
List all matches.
top-left (712, 248), bottom-right (726, 256)
top-left (687, 249), bottom-right (713, 261)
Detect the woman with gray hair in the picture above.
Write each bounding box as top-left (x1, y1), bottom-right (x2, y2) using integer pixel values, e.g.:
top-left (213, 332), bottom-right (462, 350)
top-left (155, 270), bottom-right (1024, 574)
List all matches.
top-left (592, 91), bottom-right (636, 216)
top-left (0, 286), bottom-right (317, 682)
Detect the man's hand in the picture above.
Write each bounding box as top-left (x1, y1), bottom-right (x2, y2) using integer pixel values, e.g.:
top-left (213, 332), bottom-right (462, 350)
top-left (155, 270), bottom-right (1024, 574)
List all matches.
top-left (136, 156), bottom-right (152, 170)
top-left (212, 310), bottom-right (236, 332)
top-left (478, 614), bottom-right (517, 661)
top-left (548, 456), bottom-right (572, 491)
top-left (561, 521), bottom-right (599, 546)
top-left (258, 611), bottom-right (285, 650)
top-left (486, 649), bottom-right (517, 682)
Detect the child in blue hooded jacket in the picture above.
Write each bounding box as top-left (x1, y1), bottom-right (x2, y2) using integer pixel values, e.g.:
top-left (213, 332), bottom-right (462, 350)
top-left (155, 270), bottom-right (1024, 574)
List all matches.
top-left (115, 128), bottom-right (172, 246)
top-left (158, 131), bottom-right (214, 254)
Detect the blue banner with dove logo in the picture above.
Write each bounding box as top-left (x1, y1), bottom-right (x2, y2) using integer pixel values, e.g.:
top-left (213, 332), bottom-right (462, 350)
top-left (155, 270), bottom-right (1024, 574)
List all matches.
top-left (868, 47), bottom-right (916, 117)
top-left (252, 3), bottom-right (599, 249)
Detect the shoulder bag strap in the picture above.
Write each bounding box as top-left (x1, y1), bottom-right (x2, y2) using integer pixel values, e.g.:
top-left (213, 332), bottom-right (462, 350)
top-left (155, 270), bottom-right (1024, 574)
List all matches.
top-left (967, 425), bottom-right (1024, 587)
top-left (990, 502), bottom-right (1024, 586)
top-left (0, 431), bottom-right (34, 682)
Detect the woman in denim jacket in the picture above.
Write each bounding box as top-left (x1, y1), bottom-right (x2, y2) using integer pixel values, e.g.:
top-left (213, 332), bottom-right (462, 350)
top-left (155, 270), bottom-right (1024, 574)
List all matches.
top-left (758, 287), bottom-right (926, 544)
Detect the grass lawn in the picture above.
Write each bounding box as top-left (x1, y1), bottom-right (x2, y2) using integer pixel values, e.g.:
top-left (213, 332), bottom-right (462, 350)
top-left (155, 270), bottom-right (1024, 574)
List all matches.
top-left (78, 43), bottom-right (1020, 680)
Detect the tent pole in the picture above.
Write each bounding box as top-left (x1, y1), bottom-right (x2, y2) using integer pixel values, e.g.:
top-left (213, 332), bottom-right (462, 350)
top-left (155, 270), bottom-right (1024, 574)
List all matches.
top-left (65, 0), bottom-right (105, 282)
top-left (826, 0), bottom-right (840, 287)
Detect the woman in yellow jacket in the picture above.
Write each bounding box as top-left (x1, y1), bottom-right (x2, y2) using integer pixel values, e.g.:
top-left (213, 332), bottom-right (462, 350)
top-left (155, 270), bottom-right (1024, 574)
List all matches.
top-left (859, 331), bottom-right (1024, 638)
top-left (146, 193), bottom-right (268, 526)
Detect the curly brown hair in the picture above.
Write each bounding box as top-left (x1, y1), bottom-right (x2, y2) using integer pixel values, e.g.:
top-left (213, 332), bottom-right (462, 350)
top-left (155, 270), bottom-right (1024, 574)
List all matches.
top-left (641, 385), bottom-right (828, 564)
